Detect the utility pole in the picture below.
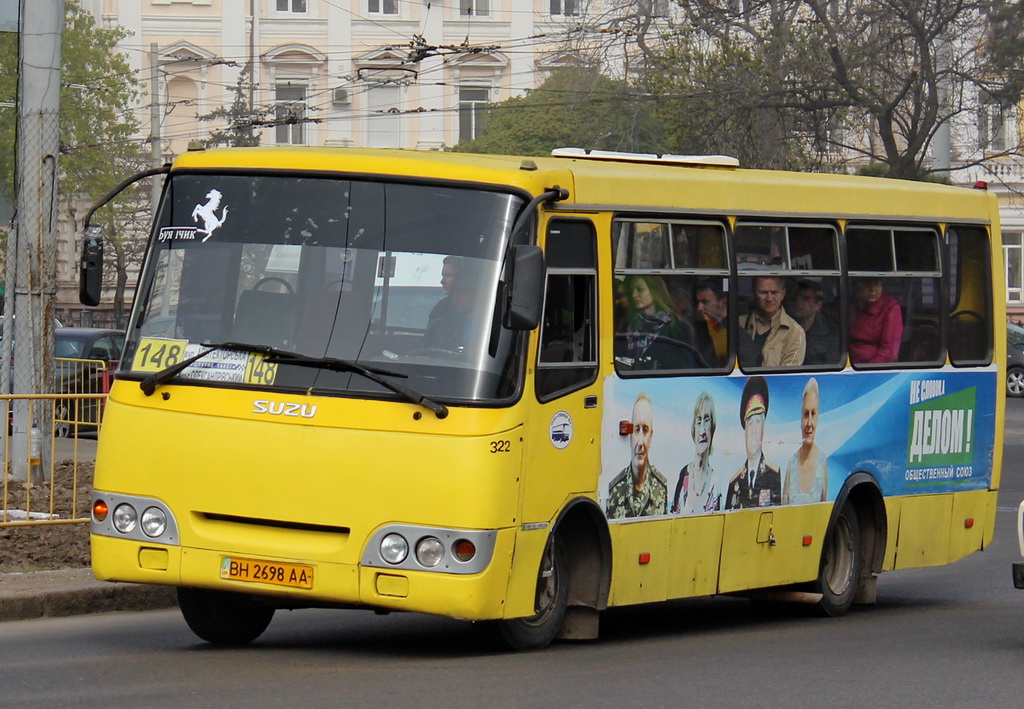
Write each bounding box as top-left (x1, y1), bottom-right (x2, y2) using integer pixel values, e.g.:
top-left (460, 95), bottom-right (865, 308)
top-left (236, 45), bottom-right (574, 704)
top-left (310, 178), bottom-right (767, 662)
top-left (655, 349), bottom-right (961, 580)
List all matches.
top-left (150, 43), bottom-right (162, 215)
top-left (4, 0), bottom-right (64, 482)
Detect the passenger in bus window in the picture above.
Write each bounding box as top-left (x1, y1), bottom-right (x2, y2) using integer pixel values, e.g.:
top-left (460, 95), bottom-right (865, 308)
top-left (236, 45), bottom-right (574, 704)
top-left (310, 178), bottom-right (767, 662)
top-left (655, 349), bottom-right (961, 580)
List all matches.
top-left (725, 376), bottom-right (781, 509)
top-left (783, 378), bottom-right (828, 505)
top-left (671, 391), bottom-right (722, 514)
top-left (606, 393), bottom-right (669, 519)
top-left (739, 276), bottom-right (805, 367)
top-left (617, 275), bottom-right (698, 370)
top-left (849, 277), bottom-right (903, 364)
top-left (694, 280), bottom-right (728, 366)
top-left (790, 280), bottom-right (840, 365)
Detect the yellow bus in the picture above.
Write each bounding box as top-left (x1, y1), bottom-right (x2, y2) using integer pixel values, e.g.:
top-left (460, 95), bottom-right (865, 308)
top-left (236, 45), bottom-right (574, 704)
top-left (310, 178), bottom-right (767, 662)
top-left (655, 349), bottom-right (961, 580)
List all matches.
top-left (83, 146), bottom-right (1003, 650)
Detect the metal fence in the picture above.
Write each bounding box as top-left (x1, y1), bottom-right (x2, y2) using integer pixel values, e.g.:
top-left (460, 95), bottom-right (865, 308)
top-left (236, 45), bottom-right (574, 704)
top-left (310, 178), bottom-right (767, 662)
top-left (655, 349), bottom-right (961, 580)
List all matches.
top-left (1, 357), bottom-right (110, 527)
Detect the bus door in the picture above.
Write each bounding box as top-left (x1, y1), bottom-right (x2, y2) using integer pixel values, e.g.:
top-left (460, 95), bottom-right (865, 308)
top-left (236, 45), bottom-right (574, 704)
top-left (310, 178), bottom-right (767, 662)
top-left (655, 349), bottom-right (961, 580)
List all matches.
top-left (521, 218), bottom-right (601, 524)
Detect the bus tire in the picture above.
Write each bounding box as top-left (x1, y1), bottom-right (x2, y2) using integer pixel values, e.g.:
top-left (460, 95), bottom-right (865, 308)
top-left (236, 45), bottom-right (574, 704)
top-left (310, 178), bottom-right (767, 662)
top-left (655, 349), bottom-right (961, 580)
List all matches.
top-left (176, 587), bottom-right (275, 645)
top-left (815, 504), bottom-right (862, 617)
top-left (491, 536), bottom-right (569, 651)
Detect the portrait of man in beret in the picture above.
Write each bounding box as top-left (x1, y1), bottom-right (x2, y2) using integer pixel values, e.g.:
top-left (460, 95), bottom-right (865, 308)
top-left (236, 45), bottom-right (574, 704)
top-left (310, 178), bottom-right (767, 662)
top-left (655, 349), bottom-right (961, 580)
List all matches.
top-left (725, 376), bottom-right (781, 509)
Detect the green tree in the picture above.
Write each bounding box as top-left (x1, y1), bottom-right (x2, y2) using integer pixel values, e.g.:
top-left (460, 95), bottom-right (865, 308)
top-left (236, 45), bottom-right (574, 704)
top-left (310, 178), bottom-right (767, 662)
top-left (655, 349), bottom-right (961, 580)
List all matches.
top-left (200, 63), bottom-right (264, 147)
top-left (0, 1), bottom-right (147, 322)
top-left (638, 20), bottom-right (835, 171)
top-left (454, 67), bottom-right (662, 156)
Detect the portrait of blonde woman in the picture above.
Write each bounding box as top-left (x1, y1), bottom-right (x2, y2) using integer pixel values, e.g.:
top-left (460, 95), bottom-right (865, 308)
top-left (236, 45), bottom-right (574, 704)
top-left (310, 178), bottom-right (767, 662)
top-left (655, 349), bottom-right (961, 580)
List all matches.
top-left (783, 378), bottom-right (828, 505)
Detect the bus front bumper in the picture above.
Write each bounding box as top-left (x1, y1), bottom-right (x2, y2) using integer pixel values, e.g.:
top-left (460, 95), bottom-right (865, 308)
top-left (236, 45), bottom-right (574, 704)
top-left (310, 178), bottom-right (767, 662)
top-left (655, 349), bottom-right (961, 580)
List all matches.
top-left (90, 530), bottom-right (516, 621)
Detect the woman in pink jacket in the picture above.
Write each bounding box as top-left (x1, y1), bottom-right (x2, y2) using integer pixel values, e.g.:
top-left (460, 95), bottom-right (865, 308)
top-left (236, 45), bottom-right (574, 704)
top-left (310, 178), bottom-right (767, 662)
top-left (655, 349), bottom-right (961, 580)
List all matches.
top-left (849, 278), bottom-right (903, 364)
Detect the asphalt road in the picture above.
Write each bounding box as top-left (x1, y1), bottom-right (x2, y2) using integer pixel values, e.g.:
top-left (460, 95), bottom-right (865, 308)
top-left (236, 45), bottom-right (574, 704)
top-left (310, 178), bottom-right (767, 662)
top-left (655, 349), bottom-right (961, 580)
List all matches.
top-left (1, 402), bottom-right (1023, 708)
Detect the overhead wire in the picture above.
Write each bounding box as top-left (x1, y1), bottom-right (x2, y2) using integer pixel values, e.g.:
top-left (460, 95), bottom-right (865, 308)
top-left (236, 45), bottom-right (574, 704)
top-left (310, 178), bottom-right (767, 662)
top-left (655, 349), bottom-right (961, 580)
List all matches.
top-left (58, 2), bottom-right (668, 152)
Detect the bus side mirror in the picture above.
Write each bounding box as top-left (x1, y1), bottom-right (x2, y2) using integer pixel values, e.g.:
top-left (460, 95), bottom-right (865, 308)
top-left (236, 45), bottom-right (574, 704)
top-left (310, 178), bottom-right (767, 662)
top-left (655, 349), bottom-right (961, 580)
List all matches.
top-left (504, 245), bottom-right (545, 330)
top-left (79, 229), bottom-right (104, 306)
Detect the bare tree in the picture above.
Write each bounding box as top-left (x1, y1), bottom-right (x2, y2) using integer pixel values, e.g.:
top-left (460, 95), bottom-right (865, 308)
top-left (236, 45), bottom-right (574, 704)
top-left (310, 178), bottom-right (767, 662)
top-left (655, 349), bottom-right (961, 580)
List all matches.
top-left (565, 0), bottom-right (1024, 178)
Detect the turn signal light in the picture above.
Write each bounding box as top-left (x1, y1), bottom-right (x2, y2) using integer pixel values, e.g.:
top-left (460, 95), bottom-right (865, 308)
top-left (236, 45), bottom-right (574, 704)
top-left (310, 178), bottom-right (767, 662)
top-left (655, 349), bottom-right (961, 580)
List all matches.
top-left (453, 539), bottom-right (476, 562)
top-left (93, 499), bottom-right (109, 522)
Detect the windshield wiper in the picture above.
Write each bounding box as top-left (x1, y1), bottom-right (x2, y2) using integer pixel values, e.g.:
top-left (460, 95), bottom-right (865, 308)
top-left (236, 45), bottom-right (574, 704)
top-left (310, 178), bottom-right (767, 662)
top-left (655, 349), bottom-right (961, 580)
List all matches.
top-left (264, 354), bottom-right (449, 419)
top-left (139, 341), bottom-right (449, 419)
top-left (139, 341), bottom-right (303, 396)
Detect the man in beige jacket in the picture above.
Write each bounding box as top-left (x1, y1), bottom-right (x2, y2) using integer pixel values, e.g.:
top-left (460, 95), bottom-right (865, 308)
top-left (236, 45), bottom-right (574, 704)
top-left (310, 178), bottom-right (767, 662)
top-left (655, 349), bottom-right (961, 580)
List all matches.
top-left (739, 276), bottom-right (806, 367)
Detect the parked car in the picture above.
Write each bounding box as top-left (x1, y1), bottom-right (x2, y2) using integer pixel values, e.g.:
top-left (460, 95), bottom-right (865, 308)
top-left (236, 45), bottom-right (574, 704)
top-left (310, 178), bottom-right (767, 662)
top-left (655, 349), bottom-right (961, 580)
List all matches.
top-left (1008, 323), bottom-right (1024, 397)
top-left (54, 328), bottom-right (125, 436)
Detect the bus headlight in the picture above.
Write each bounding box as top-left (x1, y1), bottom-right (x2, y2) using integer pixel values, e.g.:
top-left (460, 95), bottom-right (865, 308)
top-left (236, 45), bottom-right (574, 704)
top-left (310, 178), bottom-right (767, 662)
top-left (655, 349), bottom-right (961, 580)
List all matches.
top-left (416, 537), bottom-right (445, 567)
top-left (112, 503), bottom-right (138, 534)
top-left (140, 507), bottom-right (167, 538)
top-left (380, 533), bottom-right (409, 564)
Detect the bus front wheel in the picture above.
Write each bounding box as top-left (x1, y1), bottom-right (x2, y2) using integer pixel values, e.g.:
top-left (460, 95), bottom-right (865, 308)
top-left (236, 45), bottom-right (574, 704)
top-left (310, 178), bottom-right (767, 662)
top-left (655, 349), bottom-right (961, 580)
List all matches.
top-left (815, 504), bottom-right (862, 617)
top-left (177, 587), bottom-right (275, 645)
top-left (490, 536), bottom-right (568, 651)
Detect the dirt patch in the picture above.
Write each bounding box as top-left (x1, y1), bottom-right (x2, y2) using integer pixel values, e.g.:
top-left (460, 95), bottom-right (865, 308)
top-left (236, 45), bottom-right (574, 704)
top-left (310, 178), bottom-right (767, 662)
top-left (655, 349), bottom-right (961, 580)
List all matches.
top-left (0, 461), bottom-right (93, 573)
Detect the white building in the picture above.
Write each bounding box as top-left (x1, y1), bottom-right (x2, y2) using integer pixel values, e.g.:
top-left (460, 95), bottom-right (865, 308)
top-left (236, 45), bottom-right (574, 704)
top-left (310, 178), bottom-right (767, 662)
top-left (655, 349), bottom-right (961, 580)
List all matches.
top-left (84, 0), bottom-right (610, 157)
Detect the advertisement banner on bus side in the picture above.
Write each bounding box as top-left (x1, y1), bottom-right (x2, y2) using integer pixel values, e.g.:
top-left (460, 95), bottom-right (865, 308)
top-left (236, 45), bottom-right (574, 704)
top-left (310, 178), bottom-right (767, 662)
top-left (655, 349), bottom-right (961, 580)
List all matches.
top-left (599, 369), bottom-right (997, 521)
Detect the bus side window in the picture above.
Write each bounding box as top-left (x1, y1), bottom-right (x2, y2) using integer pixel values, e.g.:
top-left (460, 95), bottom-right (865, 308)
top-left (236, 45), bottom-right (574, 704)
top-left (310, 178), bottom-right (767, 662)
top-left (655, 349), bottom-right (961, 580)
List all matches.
top-left (947, 225), bottom-right (993, 364)
top-left (537, 219), bottom-right (598, 402)
top-left (847, 225), bottom-right (943, 367)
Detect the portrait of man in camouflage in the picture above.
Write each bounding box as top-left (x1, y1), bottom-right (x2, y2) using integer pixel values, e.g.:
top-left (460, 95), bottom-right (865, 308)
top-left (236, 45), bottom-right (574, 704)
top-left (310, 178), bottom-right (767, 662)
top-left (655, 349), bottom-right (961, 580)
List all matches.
top-left (606, 392), bottom-right (669, 519)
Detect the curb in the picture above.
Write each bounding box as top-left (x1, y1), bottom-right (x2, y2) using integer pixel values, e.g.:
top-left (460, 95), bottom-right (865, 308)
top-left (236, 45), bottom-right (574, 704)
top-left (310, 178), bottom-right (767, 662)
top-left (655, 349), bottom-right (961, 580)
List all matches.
top-left (0, 569), bottom-right (178, 623)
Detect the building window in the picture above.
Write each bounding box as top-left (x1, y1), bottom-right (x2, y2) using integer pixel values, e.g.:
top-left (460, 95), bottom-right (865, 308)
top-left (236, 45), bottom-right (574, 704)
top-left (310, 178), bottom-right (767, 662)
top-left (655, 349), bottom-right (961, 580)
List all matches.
top-left (366, 85), bottom-right (401, 148)
top-left (369, 0), bottom-right (398, 14)
top-left (979, 95), bottom-right (1010, 152)
top-left (276, 0), bottom-right (307, 11)
top-left (458, 86), bottom-right (489, 143)
top-left (550, 0), bottom-right (577, 16)
top-left (1005, 231), bottom-right (1024, 303)
top-left (647, 0), bottom-right (669, 17)
top-left (460, 0), bottom-right (490, 15)
top-left (275, 84), bottom-right (306, 145)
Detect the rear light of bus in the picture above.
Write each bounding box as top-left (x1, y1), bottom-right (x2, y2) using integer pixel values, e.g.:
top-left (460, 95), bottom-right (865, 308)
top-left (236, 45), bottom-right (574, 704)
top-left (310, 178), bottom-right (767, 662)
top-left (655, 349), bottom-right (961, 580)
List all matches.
top-left (416, 537), bottom-right (445, 567)
top-left (92, 499), bottom-right (109, 522)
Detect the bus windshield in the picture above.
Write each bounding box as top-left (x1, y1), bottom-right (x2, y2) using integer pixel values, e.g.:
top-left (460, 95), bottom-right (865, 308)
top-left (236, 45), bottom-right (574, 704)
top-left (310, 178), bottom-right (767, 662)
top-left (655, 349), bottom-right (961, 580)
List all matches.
top-left (123, 173), bottom-right (526, 403)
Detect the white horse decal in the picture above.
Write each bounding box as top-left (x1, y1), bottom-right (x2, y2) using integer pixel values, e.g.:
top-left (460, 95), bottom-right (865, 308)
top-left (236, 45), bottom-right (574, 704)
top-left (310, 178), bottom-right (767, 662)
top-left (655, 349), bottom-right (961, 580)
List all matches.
top-left (191, 189), bottom-right (229, 242)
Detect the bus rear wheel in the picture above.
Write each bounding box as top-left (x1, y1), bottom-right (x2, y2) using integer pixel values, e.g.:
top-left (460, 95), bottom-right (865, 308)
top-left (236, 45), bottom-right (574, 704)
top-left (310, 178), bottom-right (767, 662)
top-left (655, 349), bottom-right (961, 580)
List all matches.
top-left (490, 536), bottom-right (568, 651)
top-left (815, 504), bottom-right (862, 617)
top-left (177, 587), bottom-right (275, 645)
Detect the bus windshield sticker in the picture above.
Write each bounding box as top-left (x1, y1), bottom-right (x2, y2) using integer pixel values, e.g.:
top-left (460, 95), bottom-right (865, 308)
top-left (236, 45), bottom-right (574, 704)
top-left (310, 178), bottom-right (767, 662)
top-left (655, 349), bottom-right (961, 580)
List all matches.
top-left (191, 188), bottom-right (229, 242)
top-left (131, 339), bottom-right (277, 386)
top-left (158, 226), bottom-right (200, 243)
top-left (550, 410), bottom-right (573, 449)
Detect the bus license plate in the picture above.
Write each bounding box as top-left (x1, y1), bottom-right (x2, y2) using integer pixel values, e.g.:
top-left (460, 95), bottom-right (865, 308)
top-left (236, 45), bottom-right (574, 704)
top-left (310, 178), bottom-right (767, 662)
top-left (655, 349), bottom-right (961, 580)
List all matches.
top-left (220, 557), bottom-right (314, 590)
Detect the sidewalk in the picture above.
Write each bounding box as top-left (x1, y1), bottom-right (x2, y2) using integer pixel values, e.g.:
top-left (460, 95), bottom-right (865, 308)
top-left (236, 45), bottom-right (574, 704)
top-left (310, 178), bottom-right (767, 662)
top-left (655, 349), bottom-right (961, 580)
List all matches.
top-left (0, 435), bottom-right (178, 622)
top-left (0, 568), bottom-right (177, 622)
top-left (54, 434), bottom-right (98, 463)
